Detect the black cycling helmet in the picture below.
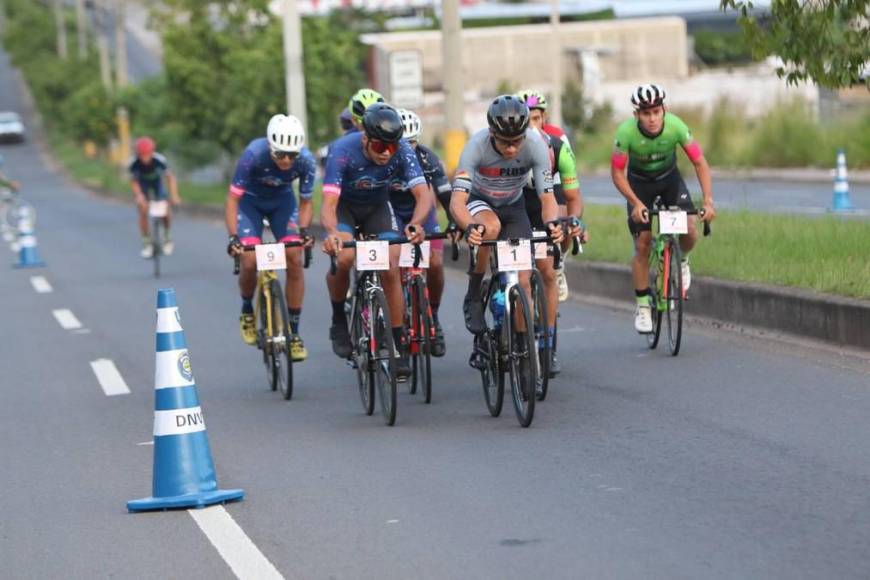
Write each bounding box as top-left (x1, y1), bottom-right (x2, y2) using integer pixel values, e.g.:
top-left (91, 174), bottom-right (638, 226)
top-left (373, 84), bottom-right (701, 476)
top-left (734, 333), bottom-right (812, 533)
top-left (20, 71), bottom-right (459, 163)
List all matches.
top-left (487, 95), bottom-right (530, 138)
top-left (362, 103), bottom-right (404, 143)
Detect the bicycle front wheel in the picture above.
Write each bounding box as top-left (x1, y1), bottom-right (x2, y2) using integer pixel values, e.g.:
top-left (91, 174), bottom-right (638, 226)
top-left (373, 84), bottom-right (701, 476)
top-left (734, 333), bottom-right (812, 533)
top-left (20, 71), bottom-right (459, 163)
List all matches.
top-left (507, 284), bottom-right (536, 428)
top-left (665, 239), bottom-right (684, 356)
top-left (646, 246), bottom-right (663, 350)
top-left (371, 289), bottom-right (397, 426)
top-left (530, 269), bottom-right (550, 401)
top-left (269, 279), bottom-right (293, 400)
top-left (350, 290), bottom-right (374, 415)
top-left (411, 275), bottom-right (433, 404)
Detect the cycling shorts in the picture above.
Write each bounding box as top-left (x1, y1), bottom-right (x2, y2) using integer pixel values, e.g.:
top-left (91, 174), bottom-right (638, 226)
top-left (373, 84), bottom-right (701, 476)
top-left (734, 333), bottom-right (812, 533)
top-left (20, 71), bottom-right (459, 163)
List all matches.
top-left (237, 194), bottom-right (300, 245)
top-left (337, 199), bottom-right (400, 240)
top-left (626, 166), bottom-right (695, 236)
top-left (467, 194), bottom-right (532, 241)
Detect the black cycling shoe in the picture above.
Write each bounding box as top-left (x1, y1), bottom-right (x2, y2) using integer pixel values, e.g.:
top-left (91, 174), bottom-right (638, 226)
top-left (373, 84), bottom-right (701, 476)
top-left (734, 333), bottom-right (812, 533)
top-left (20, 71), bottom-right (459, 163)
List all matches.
top-left (548, 350), bottom-right (561, 378)
top-left (395, 343), bottom-right (412, 380)
top-left (330, 323), bottom-right (352, 359)
top-left (463, 295), bottom-right (487, 335)
top-left (431, 321), bottom-right (446, 357)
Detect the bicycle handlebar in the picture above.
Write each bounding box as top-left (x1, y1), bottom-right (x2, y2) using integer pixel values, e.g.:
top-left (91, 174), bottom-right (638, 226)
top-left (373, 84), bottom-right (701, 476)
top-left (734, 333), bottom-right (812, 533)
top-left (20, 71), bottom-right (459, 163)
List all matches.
top-left (641, 207), bottom-right (712, 237)
top-left (232, 237), bottom-right (314, 276)
top-left (327, 234), bottom-right (425, 276)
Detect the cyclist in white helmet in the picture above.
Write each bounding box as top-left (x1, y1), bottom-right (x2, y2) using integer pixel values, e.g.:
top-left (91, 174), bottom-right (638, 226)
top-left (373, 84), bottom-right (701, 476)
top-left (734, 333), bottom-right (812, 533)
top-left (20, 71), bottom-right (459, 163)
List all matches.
top-left (226, 114), bottom-right (317, 361)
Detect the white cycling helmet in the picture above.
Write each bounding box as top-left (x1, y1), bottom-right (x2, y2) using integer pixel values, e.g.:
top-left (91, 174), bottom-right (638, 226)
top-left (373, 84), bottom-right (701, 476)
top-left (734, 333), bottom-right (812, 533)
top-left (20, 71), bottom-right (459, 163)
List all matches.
top-left (266, 114), bottom-right (305, 153)
top-left (630, 84), bottom-right (667, 110)
top-left (397, 108), bottom-right (422, 141)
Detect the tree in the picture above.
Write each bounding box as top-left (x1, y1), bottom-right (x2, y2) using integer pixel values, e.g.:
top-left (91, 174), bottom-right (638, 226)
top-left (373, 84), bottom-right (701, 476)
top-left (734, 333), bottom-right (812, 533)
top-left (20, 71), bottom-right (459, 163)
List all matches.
top-left (720, 0), bottom-right (869, 89)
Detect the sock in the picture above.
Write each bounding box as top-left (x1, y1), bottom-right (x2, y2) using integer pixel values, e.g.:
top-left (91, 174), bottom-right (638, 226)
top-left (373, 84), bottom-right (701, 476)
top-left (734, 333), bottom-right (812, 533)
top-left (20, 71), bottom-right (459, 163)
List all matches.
top-left (392, 326), bottom-right (405, 348)
top-left (241, 297), bottom-right (254, 314)
top-left (331, 300), bottom-right (346, 325)
top-left (431, 304), bottom-right (440, 325)
top-left (466, 273), bottom-right (484, 300)
top-left (287, 308), bottom-right (301, 334)
top-left (635, 288), bottom-right (650, 307)
top-left (548, 327), bottom-right (556, 348)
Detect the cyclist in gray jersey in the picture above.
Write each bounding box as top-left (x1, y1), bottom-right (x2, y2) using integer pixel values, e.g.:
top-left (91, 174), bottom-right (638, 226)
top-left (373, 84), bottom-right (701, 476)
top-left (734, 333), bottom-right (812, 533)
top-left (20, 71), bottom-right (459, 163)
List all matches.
top-left (450, 95), bottom-right (562, 335)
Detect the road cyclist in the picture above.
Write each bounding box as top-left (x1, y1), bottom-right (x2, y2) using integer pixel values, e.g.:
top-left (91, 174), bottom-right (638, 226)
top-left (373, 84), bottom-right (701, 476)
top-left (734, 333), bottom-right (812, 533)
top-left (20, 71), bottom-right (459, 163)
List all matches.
top-left (128, 136), bottom-right (181, 259)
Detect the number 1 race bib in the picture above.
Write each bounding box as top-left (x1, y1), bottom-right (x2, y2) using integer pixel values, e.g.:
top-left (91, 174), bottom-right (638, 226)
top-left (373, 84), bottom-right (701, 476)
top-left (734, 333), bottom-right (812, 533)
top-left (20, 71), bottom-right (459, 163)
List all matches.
top-left (659, 210), bottom-right (688, 234)
top-left (148, 200), bottom-right (169, 218)
top-left (356, 240), bottom-right (390, 271)
top-left (496, 240), bottom-right (532, 272)
top-left (399, 241), bottom-right (430, 268)
top-left (255, 243), bottom-right (287, 271)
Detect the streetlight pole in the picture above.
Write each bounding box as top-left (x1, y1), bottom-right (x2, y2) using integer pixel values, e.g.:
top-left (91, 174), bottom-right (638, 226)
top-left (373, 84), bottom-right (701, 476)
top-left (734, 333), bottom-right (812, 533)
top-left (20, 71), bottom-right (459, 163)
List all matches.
top-left (76, 0), bottom-right (87, 60)
top-left (114, 0), bottom-right (130, 163)
top-left (95, 0), bottom-right (113, 90)
top-left (282, 0), bottom-right (308, 135)
top-left (549, 0), bottom-right (562, 126)
top-left (54, 0), bottom-right (68, 60)
top-left (441, 0), bottom-right (464, 174)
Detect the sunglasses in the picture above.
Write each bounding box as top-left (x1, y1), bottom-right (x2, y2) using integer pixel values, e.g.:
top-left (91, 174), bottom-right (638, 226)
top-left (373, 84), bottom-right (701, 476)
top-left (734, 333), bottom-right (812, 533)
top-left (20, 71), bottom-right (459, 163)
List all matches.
top-left (493, 134), bottom-right (525, 148)
top-left (368, 139), bottom-right (399, 155)
top-left (270, 150), bottom-right (299, 161)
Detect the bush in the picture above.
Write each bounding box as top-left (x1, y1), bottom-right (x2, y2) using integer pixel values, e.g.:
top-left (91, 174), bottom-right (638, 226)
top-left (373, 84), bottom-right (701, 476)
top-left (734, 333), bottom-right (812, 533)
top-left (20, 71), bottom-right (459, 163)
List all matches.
top-left (693, 29), bottom-right (755, 66)
top-left (749, 102), bottom-right (824, 167)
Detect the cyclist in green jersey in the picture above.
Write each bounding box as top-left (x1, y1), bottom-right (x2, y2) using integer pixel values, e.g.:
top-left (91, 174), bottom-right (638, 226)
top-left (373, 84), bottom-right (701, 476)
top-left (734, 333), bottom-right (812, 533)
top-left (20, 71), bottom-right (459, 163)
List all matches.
top-left (611, 84), bottom-right (716, 334)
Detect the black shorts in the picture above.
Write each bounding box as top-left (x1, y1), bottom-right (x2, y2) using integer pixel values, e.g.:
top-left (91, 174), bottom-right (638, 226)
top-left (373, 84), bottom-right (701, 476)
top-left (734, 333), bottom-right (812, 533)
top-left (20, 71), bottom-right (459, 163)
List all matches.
top-left (626, 166), bottom-right (695, 236)
top-left (467, 194), bottom-right (532, 241)
top-left (337, 199), bottom-right (400, 240)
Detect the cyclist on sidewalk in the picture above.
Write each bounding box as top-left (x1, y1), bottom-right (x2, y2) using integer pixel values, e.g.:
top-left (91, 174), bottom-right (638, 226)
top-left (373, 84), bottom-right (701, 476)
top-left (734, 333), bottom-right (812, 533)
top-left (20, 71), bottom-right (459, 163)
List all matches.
top-left (610, 84), bottom-right (716, 334)
top-left (128, 136), bottom-right (180, 258)
top-left (321, 103), bottom-right (430, 379)
top-left (225, 114), bottom-right (316, 361)
top-left (449, 95), bottom-right (565, 337)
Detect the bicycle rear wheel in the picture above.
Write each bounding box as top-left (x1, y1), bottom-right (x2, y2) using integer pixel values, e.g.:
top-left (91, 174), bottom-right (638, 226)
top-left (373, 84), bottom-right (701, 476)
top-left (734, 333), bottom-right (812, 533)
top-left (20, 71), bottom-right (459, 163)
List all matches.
top-left (371, 289), bottom-right (398, 426)
top-left (269, 279), bottom-right (293, 399)
top-left (350, 290), bottom-right (374, 415)
top-left (665, 239), bottom-right (684, 356)
top-left (530, 270), bottom-right (550, 401)
top-left (507, 284), bottom-right (536, 428)
top-left (409, 276), bottom-right (433, 404)
top-left (151, 218), bottom-right (162, 279)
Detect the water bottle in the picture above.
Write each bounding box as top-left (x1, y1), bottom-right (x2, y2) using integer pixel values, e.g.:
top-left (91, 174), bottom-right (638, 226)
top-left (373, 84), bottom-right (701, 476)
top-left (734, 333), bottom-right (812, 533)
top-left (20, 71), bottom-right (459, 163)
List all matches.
top-left (489, 289), bottom-right (505, 328)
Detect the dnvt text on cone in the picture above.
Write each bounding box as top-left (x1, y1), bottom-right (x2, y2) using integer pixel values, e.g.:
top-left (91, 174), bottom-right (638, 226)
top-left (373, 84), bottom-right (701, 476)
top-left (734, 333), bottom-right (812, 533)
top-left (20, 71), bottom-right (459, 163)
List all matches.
top-left (128, 288), bottom-right (244, 512)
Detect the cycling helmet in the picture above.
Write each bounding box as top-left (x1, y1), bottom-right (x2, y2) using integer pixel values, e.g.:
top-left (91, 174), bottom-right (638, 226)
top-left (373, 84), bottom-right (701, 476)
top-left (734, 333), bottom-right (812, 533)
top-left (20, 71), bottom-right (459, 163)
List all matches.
top-left (266, 114), bottom-right (305, 153)
top-left (631, 84), bottom-right (667, 110)
top-left (339, 108), bottom-right (354, 132)
top-left (362, 103), bottom-right (404, 143)
top-left (349, 88), bottom-right (385, 122)
top-left (486, 95), bottom-right (530, 138)
top-left (397, 108), bottom-right (422, 140)
top-left (135, 136), bottom-right (155, 156)
top-left (515, 89), bottom-right (548, 111)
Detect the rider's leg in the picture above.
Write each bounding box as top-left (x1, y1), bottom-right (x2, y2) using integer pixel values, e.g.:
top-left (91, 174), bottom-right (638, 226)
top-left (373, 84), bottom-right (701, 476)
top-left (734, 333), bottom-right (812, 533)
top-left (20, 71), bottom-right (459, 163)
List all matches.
top-left (326, 232), bottom-right (355, 322)
top-left (138, 204), bottom-right (149, 237)
top-left (466, 210), bottom-right (501, 298)
top-left (632, 231), bottom-right (653, 296)
top-left (284, 246), bottom-right (304, 332)
top-left (536, 257), bottom-right (558, 332)
top-left (382, 245), bottom-right (405, 330)
top-left (427, 248), bottom-right (444, 314)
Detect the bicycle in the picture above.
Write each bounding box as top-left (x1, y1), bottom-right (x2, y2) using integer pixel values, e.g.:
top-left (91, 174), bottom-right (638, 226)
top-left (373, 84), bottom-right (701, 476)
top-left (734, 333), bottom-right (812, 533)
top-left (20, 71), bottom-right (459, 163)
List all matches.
top-left (329, 234), bottom-right (416, 426)
top-left (233, 236), bottom-right (313, 400)
top-left (643, 199), bottom-right (710, 356)
top-left (1, 187), bottom-right (35, 244)
top-left (400, 230), bottom-right (459, 404)
top-left (468, 229), bottom-right (554, 427)
top-left (147, 200), bottom-right (170, 278)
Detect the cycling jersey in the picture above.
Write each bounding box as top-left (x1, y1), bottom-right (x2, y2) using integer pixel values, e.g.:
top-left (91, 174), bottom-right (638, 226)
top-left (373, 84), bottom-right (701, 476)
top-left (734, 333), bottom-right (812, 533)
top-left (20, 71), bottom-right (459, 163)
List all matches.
top-left (322, 132), bottom-right (425, 204)
top-left (229, 138), bottom-right (316, 200)
top-left (453, 128), bottom-right (553, 207)
top-left (523, 128), bottom-right (578, 209)
top-left (389, 143), bottom-right (450, 216)
top-left (612, 112), bottom-right (702, 177)
top-left (128, 153), bottom-right (170, 199)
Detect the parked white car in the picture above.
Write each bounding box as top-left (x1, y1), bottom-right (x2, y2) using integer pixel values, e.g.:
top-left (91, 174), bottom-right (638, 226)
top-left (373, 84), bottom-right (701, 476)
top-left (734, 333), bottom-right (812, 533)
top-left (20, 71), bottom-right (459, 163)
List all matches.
top-left (0, 112), bottom-right (25, 143)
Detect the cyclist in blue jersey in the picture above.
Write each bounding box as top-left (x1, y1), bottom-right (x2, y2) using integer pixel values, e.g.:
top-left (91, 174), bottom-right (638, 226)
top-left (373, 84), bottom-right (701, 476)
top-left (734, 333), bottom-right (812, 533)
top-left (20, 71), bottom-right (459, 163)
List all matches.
top-left (128, 136), bottom-right (180, 258)
top-left (226, 114), bottom-right (316, 361)
top-left (390, 108), bottom-right (452, 357)
top-left (321, 103), bottom-right (431, 378)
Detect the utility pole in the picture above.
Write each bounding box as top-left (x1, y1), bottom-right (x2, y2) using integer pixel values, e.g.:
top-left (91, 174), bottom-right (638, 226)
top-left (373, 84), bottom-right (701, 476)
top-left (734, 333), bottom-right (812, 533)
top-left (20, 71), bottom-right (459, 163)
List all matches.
top-left (282, 0), bottom-right (308, 135)
top-left (76, 0), bottom-right (87, 60)
top-left (54, 0), bottom-right (68, 60)
top-left (95, 0), bottom-right (113, 90)
top-left (549, 0), bottom-right (562, 126)
top-left (441, 0), bottom-right (464, 174)
top-left (114, 0), bottom-right (130, 164)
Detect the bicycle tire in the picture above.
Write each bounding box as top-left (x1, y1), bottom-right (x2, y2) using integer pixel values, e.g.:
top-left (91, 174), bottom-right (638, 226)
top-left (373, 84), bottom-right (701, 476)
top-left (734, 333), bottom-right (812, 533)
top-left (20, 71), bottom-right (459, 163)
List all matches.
top-left (530, 270), bottom-right (550, 401)
top-left (257, 284), bottom-right (277, 391)
top-left (350, 288), bottom-right (374, 415)
top-left (479, 278), bottom-right (504, 417)
top-left (371, 288), bottom-right (397, 426)
top-left (403, 280), bottom-right (417, 396)
top-left (269, 279), bottom-right (294, 399)
top-left (646, 243), bottom-right (663, 350)
top-left (412, 275), bottom-right (433, 404)
top-left (665, 239), bottom-right (683, 356)
top-left (152, 217), bottom-right (162, 279)
top-left (507, 284), bottom-right (536, 428)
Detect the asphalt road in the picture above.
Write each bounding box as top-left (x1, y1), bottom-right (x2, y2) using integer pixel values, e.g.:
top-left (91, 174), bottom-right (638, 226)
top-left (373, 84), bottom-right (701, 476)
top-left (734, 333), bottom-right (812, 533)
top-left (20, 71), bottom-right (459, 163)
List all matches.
top-left (3, 53), bottom-right (870, 578)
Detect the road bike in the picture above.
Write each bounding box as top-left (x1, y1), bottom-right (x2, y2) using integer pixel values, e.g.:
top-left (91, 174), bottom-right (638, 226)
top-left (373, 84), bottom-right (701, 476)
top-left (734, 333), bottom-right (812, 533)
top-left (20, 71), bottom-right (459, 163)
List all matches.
top-left (147, 200), bottom-right (170, 278)
top-left (1, 187), bottom-right (35, 244)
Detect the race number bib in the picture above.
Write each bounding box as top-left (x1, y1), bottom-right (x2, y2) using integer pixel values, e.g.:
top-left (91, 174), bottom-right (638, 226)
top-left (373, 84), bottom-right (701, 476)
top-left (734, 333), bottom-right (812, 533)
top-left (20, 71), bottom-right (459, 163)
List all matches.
top-left (356, 240), bottom-right (390, 271)
top-left (532, 230), bottom-right (549, 260)
top-left (496, 240), bottom-right (532, 272)
top-left (148, 200), bottom-right (169, 218)
top-left (659, 210), bottom-right (688, 234)
top-left (399, 241), bottom-right (430, 268)
top-left (255, 243), bottom-right (287, 271)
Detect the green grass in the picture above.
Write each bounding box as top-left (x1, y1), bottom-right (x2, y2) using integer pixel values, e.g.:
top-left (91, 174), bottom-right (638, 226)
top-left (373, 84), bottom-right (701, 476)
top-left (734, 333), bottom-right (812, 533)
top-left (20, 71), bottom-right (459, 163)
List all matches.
top-left (578, 204), bottom-right (870, 299)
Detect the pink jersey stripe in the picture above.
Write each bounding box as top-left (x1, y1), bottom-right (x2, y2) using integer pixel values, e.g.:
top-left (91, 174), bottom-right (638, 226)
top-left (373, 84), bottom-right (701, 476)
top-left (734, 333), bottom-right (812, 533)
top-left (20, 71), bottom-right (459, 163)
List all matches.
top-left (322, 184), bottom-right (341, 197)
top-left (229, 184), bottom-right (245, 198)
top-left (683, 142), bottom-right (703, 162)
top-left (611, 151), bottom-right (628, 171)
top-left (240, 236), bottom-right (261, 245)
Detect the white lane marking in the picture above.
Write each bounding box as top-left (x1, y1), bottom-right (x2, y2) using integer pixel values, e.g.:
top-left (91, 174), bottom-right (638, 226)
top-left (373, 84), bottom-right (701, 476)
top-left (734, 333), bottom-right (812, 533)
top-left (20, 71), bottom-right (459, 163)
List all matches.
top-left (89, 359), bottom-right (132, 396)
top-left (30, 276), bottom-right (52, 293)
top-left (53, 308), bottom-right (83, 330)
top-left (189, 506), bottom-right (284, 580)
top-left (558, 326), bottom-right (587, 334)
top-left (136, 440), bottom-right (154, 446)
top-left (72, 328), bottom-right (91, 334)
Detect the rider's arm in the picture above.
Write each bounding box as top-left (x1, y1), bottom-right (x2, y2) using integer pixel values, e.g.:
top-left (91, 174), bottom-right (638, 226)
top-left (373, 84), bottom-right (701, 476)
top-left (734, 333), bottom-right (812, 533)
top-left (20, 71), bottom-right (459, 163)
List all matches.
top-left (610, 125), bottom-right (643, 210)
top-left (225, 191), bottom-right (239, 236)
top-left (558, 139), bottom-right (583, 219)
top-left (296, 151), bottom-right (316, 230)
top-left (400, 142), bottom-right (432, 228)
top-left (226, 150), bottom-right (253, 236)
top-left (320, 149), bottom-right (345, 236)
top-left (449, 144), bottom-right (478, 230)
top-left (676, 118), bottom-right (714, 217)
top-left (166, 170), bottom-right (181, 205)
top-left (531, 137), bottom-right (558, 224)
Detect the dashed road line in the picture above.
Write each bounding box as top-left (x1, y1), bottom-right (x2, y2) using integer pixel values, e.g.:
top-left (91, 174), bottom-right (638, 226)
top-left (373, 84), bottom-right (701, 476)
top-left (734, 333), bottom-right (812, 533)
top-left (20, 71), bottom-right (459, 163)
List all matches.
top-left (52, 308), bottom-right (83, 330)
top-left (89, 359), bottom-right (132, 396)
top-left (30, 276), bottom-right (52, 293)
top-left (189, 506), bottom-right (284, 580)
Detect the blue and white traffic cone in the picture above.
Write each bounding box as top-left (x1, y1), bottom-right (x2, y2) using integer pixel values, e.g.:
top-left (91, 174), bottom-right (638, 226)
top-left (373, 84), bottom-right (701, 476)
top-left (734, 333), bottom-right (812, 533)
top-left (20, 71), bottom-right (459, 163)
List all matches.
top-left (830, 149), bottom-right (855, 212)
top-left (128, 289), bottom-right (244, 512)
top-left (13, 208), bottom-right (44, 268)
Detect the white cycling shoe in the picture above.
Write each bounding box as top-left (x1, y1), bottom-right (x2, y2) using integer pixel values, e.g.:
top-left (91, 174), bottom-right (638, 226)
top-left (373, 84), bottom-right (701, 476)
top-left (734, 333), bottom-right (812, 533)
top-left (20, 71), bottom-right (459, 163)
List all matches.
top-left (681, 259), bottom-right (691, 293)
top-left (162, 240), bottom-right (174, 256)
top-left (556, 267), bottom-right (569, 302)
top-left (634, 304), bottom-right (653, 334)
top-left (140, 243), bottom-right (153, 259)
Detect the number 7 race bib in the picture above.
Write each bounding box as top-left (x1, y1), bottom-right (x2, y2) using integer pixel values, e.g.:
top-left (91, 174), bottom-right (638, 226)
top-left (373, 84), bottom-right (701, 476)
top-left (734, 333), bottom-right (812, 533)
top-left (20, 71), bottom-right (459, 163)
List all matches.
top-left (659, 210), bottom-right (688, 234)
top-left (356, 240), bottom-right (390, 271)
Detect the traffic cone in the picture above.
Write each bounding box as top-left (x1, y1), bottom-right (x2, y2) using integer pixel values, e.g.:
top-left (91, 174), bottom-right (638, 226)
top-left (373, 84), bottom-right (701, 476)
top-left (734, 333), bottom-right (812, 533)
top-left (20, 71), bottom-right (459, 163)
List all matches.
top-left (12, 207), bottom-right (44, 268)
top-left (830, 149), bottom-right (855, 212)
top-left (127, 289), bottom-right (244, 512)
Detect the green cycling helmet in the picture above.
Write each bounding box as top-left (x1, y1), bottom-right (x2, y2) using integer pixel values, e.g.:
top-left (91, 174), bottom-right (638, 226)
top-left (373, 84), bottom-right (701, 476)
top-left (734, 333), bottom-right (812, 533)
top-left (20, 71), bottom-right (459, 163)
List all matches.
top-left (349, 89), bottom-right (385, 123)
top-left (515, 89), bottom-right (548, 111)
